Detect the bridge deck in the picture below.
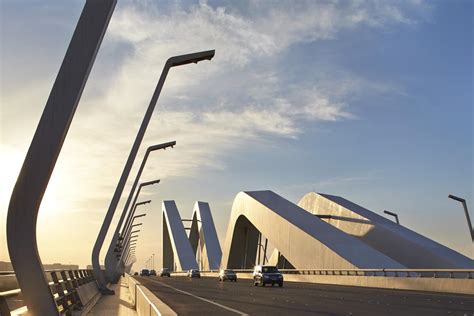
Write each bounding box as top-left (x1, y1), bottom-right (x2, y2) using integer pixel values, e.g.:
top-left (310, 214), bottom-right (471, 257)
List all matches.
top-left (136, 276), bottom-right (474, 315)
top-left (88, 277), bottom-right (137, 316)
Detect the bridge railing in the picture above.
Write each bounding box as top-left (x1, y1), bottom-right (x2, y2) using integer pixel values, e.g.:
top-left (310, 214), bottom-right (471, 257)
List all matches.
top-left (171, 268), bottom-right (474, 279)
top-left (278, 268), bottom-right (474, 278)
top-left (0, 269), bottom-right (99, 316)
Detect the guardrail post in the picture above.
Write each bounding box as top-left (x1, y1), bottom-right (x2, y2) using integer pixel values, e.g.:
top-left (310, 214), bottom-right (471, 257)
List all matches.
top-left (5, 1), bottom-right (116, 315)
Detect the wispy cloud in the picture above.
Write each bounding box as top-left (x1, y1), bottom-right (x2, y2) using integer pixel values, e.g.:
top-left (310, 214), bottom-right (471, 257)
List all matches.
top-left (0, 0), bottom-right (430, 264)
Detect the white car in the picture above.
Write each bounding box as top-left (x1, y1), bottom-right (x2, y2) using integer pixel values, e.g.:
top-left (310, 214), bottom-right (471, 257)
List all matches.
top-left (218, 269), bottom-right (237, 282)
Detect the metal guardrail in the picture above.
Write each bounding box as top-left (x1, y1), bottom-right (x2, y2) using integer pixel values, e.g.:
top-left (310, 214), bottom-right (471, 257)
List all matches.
top-left (277, 268), bottom-right (474, 278)
top-left (172, 268), bottom-right (474, 279)
top-left (0, 269), bottom-right (97, 316)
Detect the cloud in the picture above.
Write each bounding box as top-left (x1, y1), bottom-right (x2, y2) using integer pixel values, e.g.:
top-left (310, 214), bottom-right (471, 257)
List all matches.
top-left (0, 0), bottom-right (430, 264)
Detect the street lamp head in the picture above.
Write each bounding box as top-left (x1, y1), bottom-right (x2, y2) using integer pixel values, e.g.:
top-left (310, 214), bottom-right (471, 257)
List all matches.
top-left (136, 200), bottom-right (151, 207)
top-left (133, 213), bottom-right (147, 220)
top-left (149, 141), bottom-right (176, 152)
top-left (448, 194), bottom-right (466, 203)
top-left (383, 210), bottom-right (396, 217)
top-left (141, 179), bottom-right (160, 188)
top-left (168, 50), bottom-right (215, 67)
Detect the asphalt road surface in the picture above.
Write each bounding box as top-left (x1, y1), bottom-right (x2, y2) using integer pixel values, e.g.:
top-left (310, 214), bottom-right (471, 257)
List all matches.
top-left (136, 276), bottom-right (474, 316)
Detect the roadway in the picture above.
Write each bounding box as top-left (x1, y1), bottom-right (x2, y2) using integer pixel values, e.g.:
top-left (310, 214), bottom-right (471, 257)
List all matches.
top-left (135, 276), bottom-right (474, 316)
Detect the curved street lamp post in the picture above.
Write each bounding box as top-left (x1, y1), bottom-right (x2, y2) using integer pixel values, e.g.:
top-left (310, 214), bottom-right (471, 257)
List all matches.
top-left (105, 141), bottom-right (175, 282)
top-left (92, 50), bottom-right (214, 293)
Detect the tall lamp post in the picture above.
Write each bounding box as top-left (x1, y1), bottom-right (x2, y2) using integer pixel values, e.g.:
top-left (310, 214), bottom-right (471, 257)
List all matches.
top-left (448, 194), bottom-right (474, 242)
top-left (92, 49), bottom-right (214, 293)
top-left (105, 141), bottom-right (175, 282)
top-left (117, 215), bottom-right (146, 267)
top-left (118, 202), bottom-right (150, 250)
top-left (6, 1), bottom-right (117, 314)
top-left (120, 217), bottom-right (146, 255)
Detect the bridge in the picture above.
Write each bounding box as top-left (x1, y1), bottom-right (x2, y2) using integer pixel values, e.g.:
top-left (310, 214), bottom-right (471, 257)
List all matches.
top-left (2, 1), bottom-right (474, 315)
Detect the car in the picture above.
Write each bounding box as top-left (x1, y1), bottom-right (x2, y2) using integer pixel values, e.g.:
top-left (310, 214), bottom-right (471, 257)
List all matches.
top-left (149, 269), bottom-right (157, 276)
top-left (134, 272), bottom-right (138, 276)
top-left (140, 269), bottom-right (150, 277)
top-left (159, 268), bottom-right (171, 277)
top-left (253, 265), bottom-right (283, 287)
top-left (187, 269), bottom-right (201, 278)
top-left (218, 269), bottom-right (237, 282)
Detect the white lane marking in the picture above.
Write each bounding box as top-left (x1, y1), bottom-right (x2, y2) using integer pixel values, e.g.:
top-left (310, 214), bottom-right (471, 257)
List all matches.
top-left (147, 278), bottom-right (249, 316)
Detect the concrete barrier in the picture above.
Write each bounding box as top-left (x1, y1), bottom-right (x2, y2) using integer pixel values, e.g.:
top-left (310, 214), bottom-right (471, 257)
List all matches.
top-left (125, 274), bottom-right (176, 316)
top-left (181, 271), bottom-right (474, 295)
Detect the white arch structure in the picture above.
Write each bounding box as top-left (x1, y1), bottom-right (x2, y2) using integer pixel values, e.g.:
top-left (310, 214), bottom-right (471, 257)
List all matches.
top-left (162, 200), bottom-right (222, 271)
top-left (162, 201), bottom-right (198, 271)
top-left (161, 191), bottom-right (472, 271)
top-left (220, 191), bottom-right (405, 269)
top-left (189, 202), bottom-right (222, 270)
top-left (298, 192), bottom-right (474, 268)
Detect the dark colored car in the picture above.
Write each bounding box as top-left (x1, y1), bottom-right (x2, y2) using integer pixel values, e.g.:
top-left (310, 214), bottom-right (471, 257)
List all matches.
top-left (187, 269), bottom-right (201, 278)
top-left (253, 265), bottom-right (283, 287)
top-left (134, 272), bottom-right (138, 276)
top-left (160, 268), bottom-right (171, 277)
top-left (149, 269), bottom-right (157, 276)
top-left (219, 269), bottom-right (237, 282)
top-left (140, 269), bottom-right (150, 276)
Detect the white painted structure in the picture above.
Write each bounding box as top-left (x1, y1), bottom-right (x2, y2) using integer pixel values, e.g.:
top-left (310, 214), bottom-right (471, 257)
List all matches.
top-left (189, 202), bottom-right (222, 270)
top-left (298, 192), bottom-right (474, 268)
top-left (220, 191), bottom-right (406, 269)
top-left (162, 201), bottom-right (198, 271)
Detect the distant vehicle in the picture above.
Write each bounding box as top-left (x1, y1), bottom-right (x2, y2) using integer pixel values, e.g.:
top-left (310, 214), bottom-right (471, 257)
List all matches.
top-left (149, 269), bottom-right (157, 276)
top-left (219, 269), bottom-right (237, 282)
top-left (140, 269), bottom-right (150, 277)
top-left (134, 272), bottom-right (138, 276)
top-left (253, 265), bottom-right (283, 287)
top-left (160, 268), bottom-right (171, 277)
top-left (187, 269), bottom-right (201, 278)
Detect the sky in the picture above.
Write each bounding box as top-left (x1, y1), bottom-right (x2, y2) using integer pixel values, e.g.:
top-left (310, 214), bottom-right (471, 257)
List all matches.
top-left (0, 0), bottom-right (472, 269)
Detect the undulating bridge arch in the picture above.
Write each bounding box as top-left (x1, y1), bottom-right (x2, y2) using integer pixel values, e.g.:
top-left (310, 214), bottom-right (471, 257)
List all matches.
top-left (189, 202), bottom-right (222, 270)
top-left (162, 201), bottom-right (198, 271)
top-left (220, 191), bottom-right (405, 269)
top-left (298, 192), bottom-right (474, 268)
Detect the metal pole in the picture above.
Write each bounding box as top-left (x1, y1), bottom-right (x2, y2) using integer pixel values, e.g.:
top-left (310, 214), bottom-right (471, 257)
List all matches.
top-left (122, 194), bottom-right (151, 237)
top-left (449, 195), bottom-right (474, 242)
top-left (105, 142), bottom-right (173, 282)
top-left (384, 210), bottom-right (400, 224)
top-left (263, 238), bottom-right (268, 264)
top-left (119, 204), bottom-right (149, 248)
top-left (92, 50), bottom-right (214, 293)
top-left (6, 1), bottom-right (116, 314)
top-left (120, 227), bottom-right (143, 259)
top-left (257, 233), bottom-right (261, 265)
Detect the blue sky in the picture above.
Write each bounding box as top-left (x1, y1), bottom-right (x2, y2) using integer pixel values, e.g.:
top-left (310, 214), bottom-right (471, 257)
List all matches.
top-left (0, 0), bottom-right (472, 268)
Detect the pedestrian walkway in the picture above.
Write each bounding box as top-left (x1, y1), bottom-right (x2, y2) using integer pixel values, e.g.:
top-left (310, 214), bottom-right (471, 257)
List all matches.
top-left (88, 278), bottom-right (137, 316)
